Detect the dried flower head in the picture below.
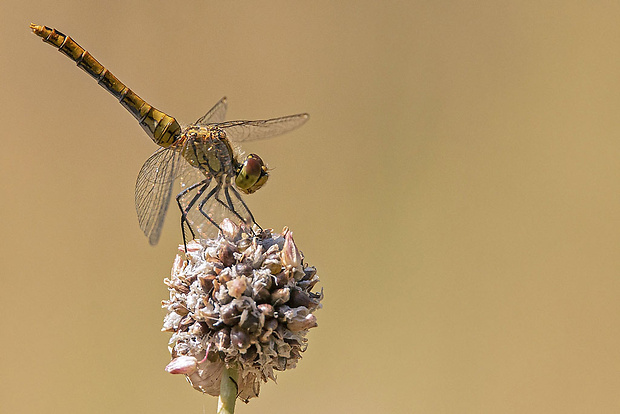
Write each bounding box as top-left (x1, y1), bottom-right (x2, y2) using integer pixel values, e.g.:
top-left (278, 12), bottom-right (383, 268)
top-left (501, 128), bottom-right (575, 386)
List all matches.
top-left (162, 219), bottom-right (322, 401)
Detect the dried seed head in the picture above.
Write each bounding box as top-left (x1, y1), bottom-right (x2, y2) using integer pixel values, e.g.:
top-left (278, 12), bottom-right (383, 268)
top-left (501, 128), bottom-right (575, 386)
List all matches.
top-left (162, 219), bottom-right (322, 402)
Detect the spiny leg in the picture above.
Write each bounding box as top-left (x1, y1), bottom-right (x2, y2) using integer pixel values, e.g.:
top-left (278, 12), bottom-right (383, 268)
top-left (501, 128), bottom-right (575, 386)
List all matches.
top-left (213, 185), bottom-right (248, 224)
top-left (176, 178), bottom-right (210, 249)
top-left (210, 185), bottom-right (262, 236)
top-left (197, 183), bottom-right (226, 232)
top-left (227, 185), bottom-right (262, 232)
top-left (176, 181), bottom-right (206, 241)
top-left (181, 184), bottom-right (211, 248)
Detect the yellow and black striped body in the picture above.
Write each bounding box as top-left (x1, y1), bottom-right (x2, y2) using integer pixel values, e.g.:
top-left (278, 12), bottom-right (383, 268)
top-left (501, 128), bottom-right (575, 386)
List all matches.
top-left (30, 24), bottom-right (181, 148)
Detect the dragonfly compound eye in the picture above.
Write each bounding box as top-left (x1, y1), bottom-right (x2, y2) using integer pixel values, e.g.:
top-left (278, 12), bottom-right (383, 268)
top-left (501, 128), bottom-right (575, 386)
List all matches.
top-left (236, 154), bottom-right (269, 194)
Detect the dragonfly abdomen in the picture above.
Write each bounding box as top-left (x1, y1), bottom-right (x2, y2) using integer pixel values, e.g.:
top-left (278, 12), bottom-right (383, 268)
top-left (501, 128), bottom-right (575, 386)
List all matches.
top-left (30, 24), bottom-right (180, 148)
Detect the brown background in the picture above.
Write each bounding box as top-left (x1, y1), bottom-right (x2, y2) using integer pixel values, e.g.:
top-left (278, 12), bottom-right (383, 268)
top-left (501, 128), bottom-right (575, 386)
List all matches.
top-left (2, 1), bottom-right (620, 413)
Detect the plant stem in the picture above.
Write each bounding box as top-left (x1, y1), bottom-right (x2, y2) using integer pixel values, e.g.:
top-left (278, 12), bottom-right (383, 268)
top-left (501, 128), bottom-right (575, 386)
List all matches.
top-left (217, 365), bottom-right (238, 414)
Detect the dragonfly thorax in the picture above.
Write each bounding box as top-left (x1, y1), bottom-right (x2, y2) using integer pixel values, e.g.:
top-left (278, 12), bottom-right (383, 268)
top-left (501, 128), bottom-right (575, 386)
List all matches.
top-left (176, 126), bottom-right (269, 194)
top-left (177, 125), bottom-right (236, 177)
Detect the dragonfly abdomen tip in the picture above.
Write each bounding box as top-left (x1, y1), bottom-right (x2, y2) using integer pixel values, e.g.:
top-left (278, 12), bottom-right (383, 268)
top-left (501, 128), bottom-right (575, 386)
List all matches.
top-left (29, 23), bottom-right (48, 39)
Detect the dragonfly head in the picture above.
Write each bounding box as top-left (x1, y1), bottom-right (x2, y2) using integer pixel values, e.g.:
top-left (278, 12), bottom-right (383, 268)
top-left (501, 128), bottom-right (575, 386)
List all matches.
top-left (235, 154), bottom-right (269, 194)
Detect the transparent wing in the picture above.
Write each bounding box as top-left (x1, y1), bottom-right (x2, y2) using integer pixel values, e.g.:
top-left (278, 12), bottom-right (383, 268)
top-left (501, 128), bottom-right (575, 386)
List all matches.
top-left (194, 96), bottom-right (228, 126)
top-left (217, 113), bottom-right (309, 142)
top-left (135, 147), bottom-right (184, 245)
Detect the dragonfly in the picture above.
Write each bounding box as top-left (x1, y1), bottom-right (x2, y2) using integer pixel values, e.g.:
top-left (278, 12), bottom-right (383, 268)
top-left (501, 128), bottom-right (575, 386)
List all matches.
top-left (30, 24), bottom-right (308, 246)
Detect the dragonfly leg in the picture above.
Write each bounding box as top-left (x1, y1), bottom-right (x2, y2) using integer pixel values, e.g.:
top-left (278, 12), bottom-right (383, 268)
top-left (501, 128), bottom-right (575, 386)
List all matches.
top-left (211, 185), bottom-right (248, 225)
top-left (176, 178), bottom-right (210, 249)
top-left (197, 183), bottom-right (225, 231)
top-left (227, 185), bottom-right (261, 232)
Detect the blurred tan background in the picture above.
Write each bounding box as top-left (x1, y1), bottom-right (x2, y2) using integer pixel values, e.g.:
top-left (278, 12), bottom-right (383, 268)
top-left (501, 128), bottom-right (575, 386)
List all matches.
top-left (2, 1), bottom-right (620, 413)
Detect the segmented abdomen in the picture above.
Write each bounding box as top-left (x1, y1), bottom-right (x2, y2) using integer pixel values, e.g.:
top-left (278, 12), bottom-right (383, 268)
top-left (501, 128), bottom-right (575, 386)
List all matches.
top-left (30, 24), bottom-right (180, 148)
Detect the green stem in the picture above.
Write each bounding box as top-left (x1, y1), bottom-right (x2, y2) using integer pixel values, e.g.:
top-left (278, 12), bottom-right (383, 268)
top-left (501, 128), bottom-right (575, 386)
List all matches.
top-left (217, 365), bottom-right (238, 414)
